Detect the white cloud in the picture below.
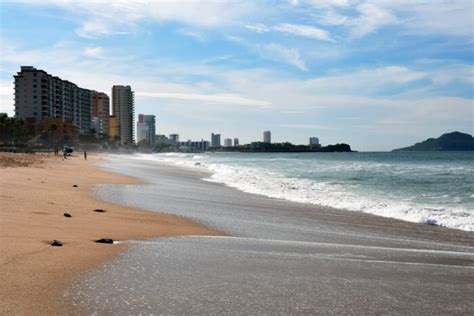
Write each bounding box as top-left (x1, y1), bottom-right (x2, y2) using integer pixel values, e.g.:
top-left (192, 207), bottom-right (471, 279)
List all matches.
top-left (273, 23), bottom-right (334, 41)
top-left (257, 43), bottom-right (308, 71)
top-left (83, 46), bottom-right (104, 59)
top-left (309, 0), bottom-right (473, 39)
top-left (349, 3), bottom-right (398, 38)
top-left (26, 0), bottom-right (261, 38)
top-left (302, 66), bottom-right (427, 95)
top-left (306, 0), bottom-right (349, 8)
top-left (76, 19), bottom-right (112, 38)
top-left (244, 22), bottom-right (333, 42)
top-left (368, 0), bottom-right (474, 37)
top-left (177, 29), bottom-right (206, 42)
top-left (137, 91), bottom-right (270, 107)
top-left (245, 24), bottom-right (270, 33)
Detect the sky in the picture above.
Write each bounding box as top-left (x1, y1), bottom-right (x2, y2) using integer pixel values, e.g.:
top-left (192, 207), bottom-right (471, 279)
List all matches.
top-left (0, 0), bottom-right (472, 151)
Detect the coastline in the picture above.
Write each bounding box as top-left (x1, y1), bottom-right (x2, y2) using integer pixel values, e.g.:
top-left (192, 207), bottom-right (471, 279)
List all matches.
top-left (0, 153), bottom-right (222, 315)
top-left (70, 155), bottom-right (474, 314)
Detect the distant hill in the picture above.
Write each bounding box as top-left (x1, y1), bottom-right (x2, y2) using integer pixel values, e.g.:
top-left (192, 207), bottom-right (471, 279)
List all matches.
top-left (392, 132), bottom-right (474, 152)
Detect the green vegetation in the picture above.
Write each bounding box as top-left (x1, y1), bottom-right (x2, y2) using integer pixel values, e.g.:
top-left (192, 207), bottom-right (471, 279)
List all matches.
top-left (392, 132), bottom-right (474, 152)
top-left (0, 115), bottom-right (33, 146)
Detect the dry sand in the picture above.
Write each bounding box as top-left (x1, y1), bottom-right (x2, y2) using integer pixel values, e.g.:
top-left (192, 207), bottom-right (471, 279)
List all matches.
top-left (0, 152), bottom-right (221, 315)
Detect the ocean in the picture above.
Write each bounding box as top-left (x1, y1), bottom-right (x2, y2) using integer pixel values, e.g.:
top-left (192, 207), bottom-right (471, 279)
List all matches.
top-left (69, 153), bottom-right (474, 314)
top-left (132, 151), bottom-right (474, 231)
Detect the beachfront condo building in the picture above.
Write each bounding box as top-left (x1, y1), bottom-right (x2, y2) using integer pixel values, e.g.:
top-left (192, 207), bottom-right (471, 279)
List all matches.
top-left (14, 66), bottom-right (99, 135)
top-left (92, 92), bottom-right (110, 137)
top-left (109, 116), bottom-right (119, 140)
top-left (263, 130), bottom-right (271, 143)
top-left (137, 114), bottom-right (156, 147)
top-left (169, 134), bottom-right (179, 143)
top-left (224, 138), bottom-right (232, 147)
top-left (309, 137), bottom-right (320, 146)
top-left (112, 85), bottom-right (134, 145)
top-left (177, 139), bottom-right (209, 152)
top-left (211, 133), bottom-right (221, 147)
top-left (234, 138), bottom-right (239, 146)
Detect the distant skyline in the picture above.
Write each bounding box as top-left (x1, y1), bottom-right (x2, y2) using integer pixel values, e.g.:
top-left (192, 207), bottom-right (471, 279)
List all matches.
top-left (0, 0), bottom-right (472, 150)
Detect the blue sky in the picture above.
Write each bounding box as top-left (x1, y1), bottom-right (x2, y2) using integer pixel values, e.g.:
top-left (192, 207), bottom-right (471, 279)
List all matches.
top-left (0, 0), bottom-right (472, 150)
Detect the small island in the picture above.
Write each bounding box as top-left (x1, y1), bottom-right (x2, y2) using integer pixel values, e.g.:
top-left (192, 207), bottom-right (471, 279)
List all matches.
top-left (392, 131), bottom-right (474, 152)
top-left (210, 142), bottom-right (353, 153)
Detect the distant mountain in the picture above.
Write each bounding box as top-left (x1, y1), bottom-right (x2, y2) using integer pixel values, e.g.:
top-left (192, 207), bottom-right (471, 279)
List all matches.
top-left (392, 132), bottom-right (474, 152)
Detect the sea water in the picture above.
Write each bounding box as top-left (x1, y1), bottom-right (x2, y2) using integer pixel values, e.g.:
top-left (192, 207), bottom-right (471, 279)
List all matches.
top-left (131, 151), bottom-right (474, 231)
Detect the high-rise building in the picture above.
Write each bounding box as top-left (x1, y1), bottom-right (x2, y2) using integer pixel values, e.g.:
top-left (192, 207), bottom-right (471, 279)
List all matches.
top-left (92, 92), bottom-right (110, 137)
top-left (211, 133), bottom-right (221, 147)
top-left (234, 138), bottom-right (239, 146)
top-left (14, 66), bottom-right (97, 135)
top-left (224, 138), bottom-right (232, 147)
top-left (169, 134), bottom-right (179, 143)
top-left (109, 116), bottom-right (119, 140)
top-left (137, 114), bottom-right (156, 147)
top-left (309, 137), bottom-right (320, 146)
top-left (112, 85), bottom-right (134, 145)
top-left (177, 139), bottom-right (210, 152)
top-left (263, 130), bottom-right (271, 143)
top-left (156, 134), bottom-right (171, 145)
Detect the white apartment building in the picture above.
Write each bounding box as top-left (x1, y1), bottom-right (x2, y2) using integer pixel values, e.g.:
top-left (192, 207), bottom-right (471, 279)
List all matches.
top-left (112, 85), bottom-right (134, 145)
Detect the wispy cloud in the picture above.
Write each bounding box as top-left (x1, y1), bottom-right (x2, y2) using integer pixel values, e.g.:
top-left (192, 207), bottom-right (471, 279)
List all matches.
top-left (83, 46), bottom-right (105, 59)
top-left (137, 91), bottom-right (271, 107)
top-left (257, 43), bottom-right (308, 71)
top-left (245, 23), bottom-right (270, 33)
top-left (177, 28), bottom-right (206, 42)
top-left (349, 3), bottom-right (398, 38)
top-left (245, 22), bottom-right (333, 42)
top-left (273, 23), bottom-right (334, 41)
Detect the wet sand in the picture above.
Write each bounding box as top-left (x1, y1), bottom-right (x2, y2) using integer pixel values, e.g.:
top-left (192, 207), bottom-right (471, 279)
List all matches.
top-left (70, 156), bottom-right (474, 315)
top-left (0, 153), bottom-right (221, 315)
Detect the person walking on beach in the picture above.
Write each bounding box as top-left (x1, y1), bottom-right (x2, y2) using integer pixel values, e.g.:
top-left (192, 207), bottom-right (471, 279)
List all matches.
top-left (84, 151), bottom-right (87, 160)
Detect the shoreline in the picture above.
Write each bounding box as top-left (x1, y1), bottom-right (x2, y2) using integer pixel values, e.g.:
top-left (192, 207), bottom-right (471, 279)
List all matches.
top-left (130, 152), bottom-right (473, 232)
top-left (0, 152), bottom-right (222, 314)
top-left (98, 156), bottom-right (474, 248)
top-left (70, 154), bottom-right (474, 314)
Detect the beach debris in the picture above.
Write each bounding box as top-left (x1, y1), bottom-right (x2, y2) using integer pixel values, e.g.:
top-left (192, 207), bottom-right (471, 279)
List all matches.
top-left (72, 184), bottom-right (78, 187)
top-left (424, 219), bottom-right (438, 226)
top-left (51, 240), bottom-right (62, 247)
top-left (93, 209), bottom-right (106, 213)
top-left (95, 238), bottom-right (114, 244)
top-left (64, 213), bottom-right (72, 218)
top-left (194, 162), bottom-right (201, 166)
top-left (41, 181), bottom-right (45, 183)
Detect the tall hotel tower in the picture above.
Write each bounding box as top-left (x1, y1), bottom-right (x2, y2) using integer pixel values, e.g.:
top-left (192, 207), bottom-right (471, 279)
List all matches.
top-left (263, 130), bottom-right (271, 143)
top-left (112, 85), bottom-right (134, 145)
top-left (14, 66), bottom-right (96, 135)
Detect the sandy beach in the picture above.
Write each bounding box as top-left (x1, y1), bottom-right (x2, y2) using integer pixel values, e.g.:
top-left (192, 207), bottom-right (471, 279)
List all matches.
top-left (0, 152), bottom-right (221, 315)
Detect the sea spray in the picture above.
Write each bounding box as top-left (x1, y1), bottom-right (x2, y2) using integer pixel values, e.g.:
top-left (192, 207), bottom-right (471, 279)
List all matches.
top-left (128, 152), bottom-right (474, 231)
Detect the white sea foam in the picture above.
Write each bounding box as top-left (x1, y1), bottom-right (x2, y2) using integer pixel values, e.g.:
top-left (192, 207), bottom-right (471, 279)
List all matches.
top-left (131, 153), bottom-right (474, 231)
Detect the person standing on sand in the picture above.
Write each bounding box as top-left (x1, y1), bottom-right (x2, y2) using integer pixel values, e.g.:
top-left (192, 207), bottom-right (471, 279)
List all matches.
top-left (84, 151), bottom-right (87, 160)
